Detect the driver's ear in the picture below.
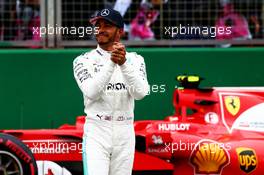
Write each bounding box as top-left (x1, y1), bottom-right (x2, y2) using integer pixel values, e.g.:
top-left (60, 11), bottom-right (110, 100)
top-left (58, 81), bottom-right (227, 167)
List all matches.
top-left (115, 28), bottom-right (124, 41)
top-left (119, 28), bottom-right (125, 37)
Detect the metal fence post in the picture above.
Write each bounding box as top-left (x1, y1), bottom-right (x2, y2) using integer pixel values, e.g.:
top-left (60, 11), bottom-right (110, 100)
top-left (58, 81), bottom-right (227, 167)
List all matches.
top-left (56, 0), bottom-right (62, 48)
top-left (47, 0), bottom-right (55, 48)
top-left (40, 0), bottom-right (47, 47)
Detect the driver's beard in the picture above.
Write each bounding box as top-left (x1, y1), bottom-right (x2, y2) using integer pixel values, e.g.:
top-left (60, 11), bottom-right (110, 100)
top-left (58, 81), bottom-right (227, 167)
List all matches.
top-left (96, 29), bottom-right (118, 47)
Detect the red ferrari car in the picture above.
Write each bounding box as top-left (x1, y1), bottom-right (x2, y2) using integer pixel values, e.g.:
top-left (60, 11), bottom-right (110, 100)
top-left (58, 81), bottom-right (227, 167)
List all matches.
top-left (1, 75), bottom-right (264, 175)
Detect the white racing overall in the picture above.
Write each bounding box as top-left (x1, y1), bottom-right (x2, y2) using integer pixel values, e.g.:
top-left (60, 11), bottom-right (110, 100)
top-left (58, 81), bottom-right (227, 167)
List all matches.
top-left (73, 45), bottom-right (149, 175)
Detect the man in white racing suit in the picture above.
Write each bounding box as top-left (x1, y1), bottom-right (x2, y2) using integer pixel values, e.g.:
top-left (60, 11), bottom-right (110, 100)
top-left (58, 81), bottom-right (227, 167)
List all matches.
top-left (73, 8), bottom-right (149, 175)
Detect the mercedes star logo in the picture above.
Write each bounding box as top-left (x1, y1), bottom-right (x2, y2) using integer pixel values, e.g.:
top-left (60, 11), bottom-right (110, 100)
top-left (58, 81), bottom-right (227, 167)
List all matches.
top-left (101, 9), bottom-right (110, 16)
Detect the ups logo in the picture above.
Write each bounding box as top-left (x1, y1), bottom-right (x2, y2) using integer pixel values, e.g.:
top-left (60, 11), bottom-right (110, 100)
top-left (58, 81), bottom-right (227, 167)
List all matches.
top-left (236, 147), bottom-right (257, 174)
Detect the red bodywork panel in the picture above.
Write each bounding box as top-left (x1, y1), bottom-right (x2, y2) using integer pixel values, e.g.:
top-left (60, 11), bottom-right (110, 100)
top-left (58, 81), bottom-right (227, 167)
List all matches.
top-left (1, 87), bottom-right (264, 174)
top-left (135, 87), bottom-right (264, 175)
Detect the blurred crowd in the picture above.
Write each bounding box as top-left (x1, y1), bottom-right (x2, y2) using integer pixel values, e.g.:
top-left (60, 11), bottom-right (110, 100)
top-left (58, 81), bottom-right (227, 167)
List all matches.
top-left (0, 0), bottom-right (39, 40)
top-left (0, 0), bottom-right (263, 42)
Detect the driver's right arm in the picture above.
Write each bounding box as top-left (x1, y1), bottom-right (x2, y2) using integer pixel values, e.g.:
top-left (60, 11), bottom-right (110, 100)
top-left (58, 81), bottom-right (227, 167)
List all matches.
top-left (73, 55), bottom-right (115, 100)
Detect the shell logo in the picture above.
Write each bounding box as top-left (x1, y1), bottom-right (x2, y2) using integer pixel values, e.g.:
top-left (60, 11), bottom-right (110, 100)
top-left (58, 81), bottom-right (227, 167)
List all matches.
top-left (190, 140), bottom-right (230, 174)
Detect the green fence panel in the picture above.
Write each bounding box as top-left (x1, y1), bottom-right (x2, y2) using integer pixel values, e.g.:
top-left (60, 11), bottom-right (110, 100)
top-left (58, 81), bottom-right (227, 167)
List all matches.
top-left (0, 48), bottom-right (263, 129)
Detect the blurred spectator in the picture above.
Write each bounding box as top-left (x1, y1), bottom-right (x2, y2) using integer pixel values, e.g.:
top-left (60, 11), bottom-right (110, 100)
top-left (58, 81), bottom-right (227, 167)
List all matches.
top-left (113, 0), bottom-right (169, 40)
top-left (113, 0), bottom-right (131, 17)
top-left (113, 0), bottom-right (132, 34)
top-left (0, 0), bottom-right (40, 41)
top-left (129, 1), bottom-right (159, 40)
top-left (146, 0), bottom-right (168, 39)
top-left (248, 14), bottom-right (261, 38)
top-left (232, 0), bottom-right (263, 39)
top-left (1, 0), bottom-right (262, 45)
top-left (215, 0), bottom-right (251, 46)
top-left (16, 0), bottom-right (40, 40)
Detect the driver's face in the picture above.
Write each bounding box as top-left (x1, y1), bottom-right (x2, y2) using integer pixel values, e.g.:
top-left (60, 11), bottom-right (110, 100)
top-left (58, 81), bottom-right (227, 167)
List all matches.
top-left (95, 19), bottom-right (119, 45)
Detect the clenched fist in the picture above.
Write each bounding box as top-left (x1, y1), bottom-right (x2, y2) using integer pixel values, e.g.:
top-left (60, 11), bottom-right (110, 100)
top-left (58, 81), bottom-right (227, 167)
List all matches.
top-left (111, 42), bottom-right (126, 65)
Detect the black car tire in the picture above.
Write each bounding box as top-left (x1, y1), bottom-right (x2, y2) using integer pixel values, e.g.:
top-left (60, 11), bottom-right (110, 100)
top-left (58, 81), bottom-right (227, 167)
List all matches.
top-left (0, 133), bottom-right (38, 175)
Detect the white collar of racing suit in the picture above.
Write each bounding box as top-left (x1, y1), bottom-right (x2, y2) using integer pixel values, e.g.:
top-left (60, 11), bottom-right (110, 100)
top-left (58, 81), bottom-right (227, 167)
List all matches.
top-left (96, 45), bottom-right (112, 56)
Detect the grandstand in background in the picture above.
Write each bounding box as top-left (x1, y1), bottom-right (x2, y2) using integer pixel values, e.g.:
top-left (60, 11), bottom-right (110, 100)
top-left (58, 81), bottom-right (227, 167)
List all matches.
top-left (0, 0), bottom-right (263, 48)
